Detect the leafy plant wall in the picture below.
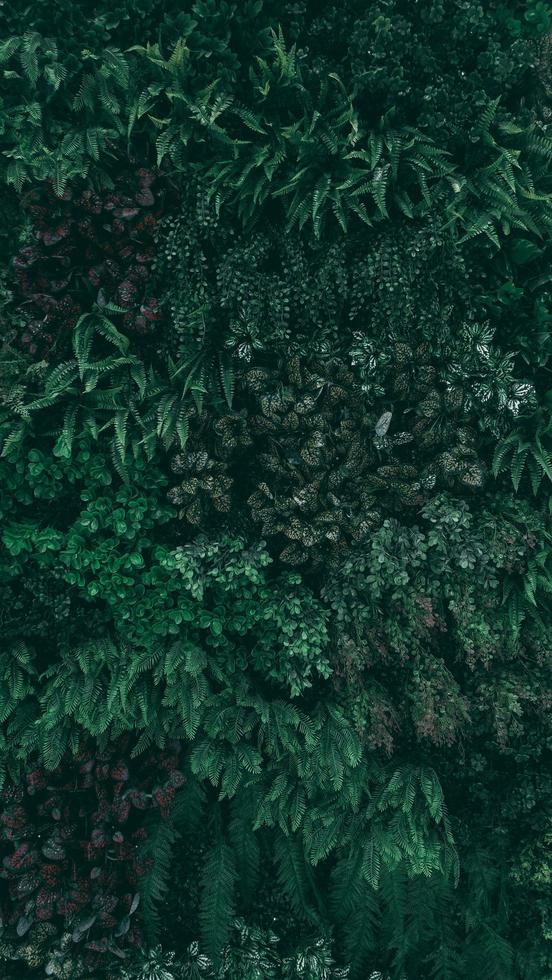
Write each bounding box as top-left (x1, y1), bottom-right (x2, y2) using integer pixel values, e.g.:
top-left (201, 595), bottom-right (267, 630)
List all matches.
top-left (1, 2), bottom-right (552, 978)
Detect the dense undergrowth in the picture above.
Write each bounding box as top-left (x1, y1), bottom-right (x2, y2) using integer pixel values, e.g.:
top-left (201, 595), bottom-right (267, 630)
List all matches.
top-left (1, 2), bottom-right (552, 977)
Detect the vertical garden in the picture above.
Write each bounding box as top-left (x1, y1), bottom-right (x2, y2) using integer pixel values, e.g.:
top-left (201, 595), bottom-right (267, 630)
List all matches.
top-left (1, 1), bottom-right (552, 977)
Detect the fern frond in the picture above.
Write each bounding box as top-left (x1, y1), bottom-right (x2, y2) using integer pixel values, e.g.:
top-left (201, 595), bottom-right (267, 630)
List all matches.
top-left (200, 836), bottom-right (237, 965)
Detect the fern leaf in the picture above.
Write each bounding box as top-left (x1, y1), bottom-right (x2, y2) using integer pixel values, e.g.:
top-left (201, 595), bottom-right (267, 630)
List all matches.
top-left (138, 809), bottom-right (182, 943)
top-left (511, 446), bottom-right (528, 491)
top-left (342, 879), bottom-right (379, 980)
top-left (200, 838), bottom-right (236, 965)
top-left (274, 830), bottom-right (316, 923)
top-left (219, 358), bottom-right (235, 409)
top-left (228, 798), bottom-right (261, 907)
top-left (361, 839), bottom-right (381, 890)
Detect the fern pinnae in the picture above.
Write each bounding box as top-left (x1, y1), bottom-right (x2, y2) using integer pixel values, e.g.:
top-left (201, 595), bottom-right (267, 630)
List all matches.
top-left (200, 832), bottom-right (237, 965)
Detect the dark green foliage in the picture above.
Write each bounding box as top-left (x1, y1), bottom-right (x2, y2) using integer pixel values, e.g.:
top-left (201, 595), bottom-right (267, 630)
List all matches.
top-left (2, 1), bottom-right (552, 978)
top-left (244, 356), bottom-right (380, 565)
top-left (199, 834), bottom-right (237, 965)
top-left (323, 493), bottom-right (552, 748)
